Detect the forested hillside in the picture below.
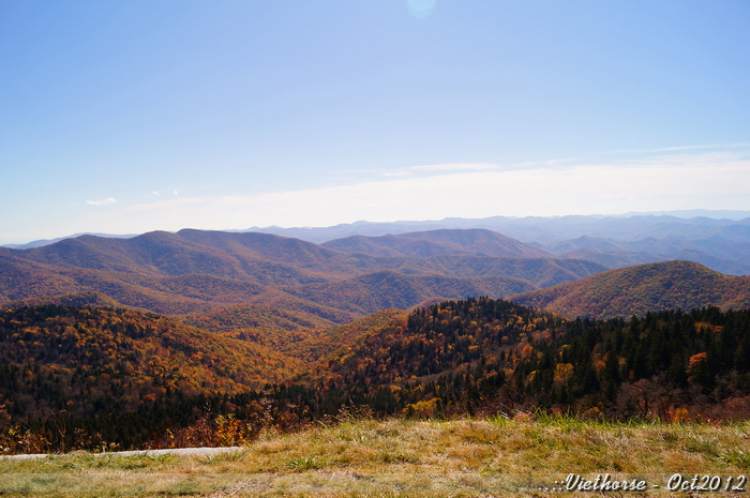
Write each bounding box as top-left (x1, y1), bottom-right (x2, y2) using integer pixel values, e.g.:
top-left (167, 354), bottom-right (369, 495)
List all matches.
top-left (0, 229), bottom-right (606, 321)
top-left (293, 297), bottom-right (750, 422)
top-left (509, 260), bottom-right (750, 319)
top-left (2, 298), bottom-right (750, 452)
top-left (0, 305), bottom-right (296, 421)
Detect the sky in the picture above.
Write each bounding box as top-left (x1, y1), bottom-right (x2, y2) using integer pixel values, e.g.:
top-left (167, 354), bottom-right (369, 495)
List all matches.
top-left (1, 0), bottom-right (749, 244)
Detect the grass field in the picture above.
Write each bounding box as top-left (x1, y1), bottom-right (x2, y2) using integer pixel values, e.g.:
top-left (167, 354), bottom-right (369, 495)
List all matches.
top-left (2, 415), bottom-right (749, 497)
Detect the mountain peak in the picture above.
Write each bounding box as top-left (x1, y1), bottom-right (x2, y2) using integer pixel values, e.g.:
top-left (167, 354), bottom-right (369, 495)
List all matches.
top-left (509, 260), bottom-right (750, 319)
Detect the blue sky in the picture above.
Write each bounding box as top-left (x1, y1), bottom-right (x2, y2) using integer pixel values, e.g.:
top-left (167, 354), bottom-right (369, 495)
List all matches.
top-left (1, 1), bottom-right (749, 244)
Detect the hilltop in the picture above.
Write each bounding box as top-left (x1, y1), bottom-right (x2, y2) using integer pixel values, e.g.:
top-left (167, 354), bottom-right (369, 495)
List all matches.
top-left (508, 260), bottom-right (750, 319)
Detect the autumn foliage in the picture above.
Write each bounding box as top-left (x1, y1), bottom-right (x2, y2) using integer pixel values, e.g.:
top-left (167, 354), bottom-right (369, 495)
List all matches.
top-left (2, 298), bottom-right (750, 453)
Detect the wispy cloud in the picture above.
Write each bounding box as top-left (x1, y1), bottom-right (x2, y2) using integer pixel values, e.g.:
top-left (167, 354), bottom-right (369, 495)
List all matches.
top-left (381, 163), bottom-right (498, 178)
top-left (71, 150), bottom-right (750, 234)
top-left (603, 142), bottom-right (750, 155)
top-left (86, 197), bottom-right (117, 206)
top-left (408, 163), bottom-right (499, 173)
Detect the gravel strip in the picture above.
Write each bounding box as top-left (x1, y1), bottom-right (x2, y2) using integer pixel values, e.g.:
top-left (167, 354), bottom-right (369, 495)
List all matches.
top-left (1, 446), bottom-right (244, 460)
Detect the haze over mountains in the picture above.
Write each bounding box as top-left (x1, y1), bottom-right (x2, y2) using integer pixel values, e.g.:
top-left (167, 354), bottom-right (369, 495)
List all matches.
top-left (7, 212), bottom-right (749, 276)
top-left (0, 228), bottom-right (605, 322)
top-left (321, 228), bottom-right (548, 258)
top-left (3, 217), bottom-right (750, 326)
top-left (252, 212), bottom-right (750, 245)
top-left (312, 215), bottom-right (750, 276)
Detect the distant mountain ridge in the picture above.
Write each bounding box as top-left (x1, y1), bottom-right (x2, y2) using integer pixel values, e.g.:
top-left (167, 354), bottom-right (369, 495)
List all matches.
top-left (7, 211), bottom-right (750, 248)
top-left (5, 213), bottom-right (749, 276)
top-left (3, 226), bottom-right (749, 338)
top-left (278, 215), bottom-right (750, 275)
top-left (543, 235), bottom-right (750, 276)
top-left (249, 212), bottom-right (750, 244)
top-left (321, 228), bottom-right (549, 258)
top-left (0, 229), bottom-right (606, 323)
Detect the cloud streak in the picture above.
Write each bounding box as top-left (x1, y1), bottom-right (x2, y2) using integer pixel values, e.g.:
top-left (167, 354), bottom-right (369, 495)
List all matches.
top-left (604, 142), bottom-right (750, 155)
top-left (69, 151), bottom-right (750, 236)
top-left (407, 163), bottom-right (499, 173)
top-left (86, 198), bottom-right (117, 206)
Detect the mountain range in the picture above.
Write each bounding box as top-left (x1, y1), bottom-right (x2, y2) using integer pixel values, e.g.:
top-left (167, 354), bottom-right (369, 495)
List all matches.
top-left (247, 212), bottom-right (750, 245)
top-left (3, 223), bottom-right (750, 326)
top-left (315, 216), bottom-right (750, 276)
top-left (6, 213), bottom-right (750, 276)
top-left (0, 229), bottom-right (605, 321)
top-left (2, 221), bottom-right (750, 450)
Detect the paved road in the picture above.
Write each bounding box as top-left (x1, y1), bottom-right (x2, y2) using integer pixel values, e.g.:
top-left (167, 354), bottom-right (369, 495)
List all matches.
top-left (2, 446), bottom-right (244, 460)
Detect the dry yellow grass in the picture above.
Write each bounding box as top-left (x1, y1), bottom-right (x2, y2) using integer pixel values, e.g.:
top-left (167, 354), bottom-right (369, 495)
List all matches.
top-left (1, 416), bottom-right (749, 497)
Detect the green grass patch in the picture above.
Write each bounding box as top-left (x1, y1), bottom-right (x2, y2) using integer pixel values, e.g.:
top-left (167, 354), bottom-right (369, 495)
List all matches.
top-left (1, 416), bottom-right (749, 497)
